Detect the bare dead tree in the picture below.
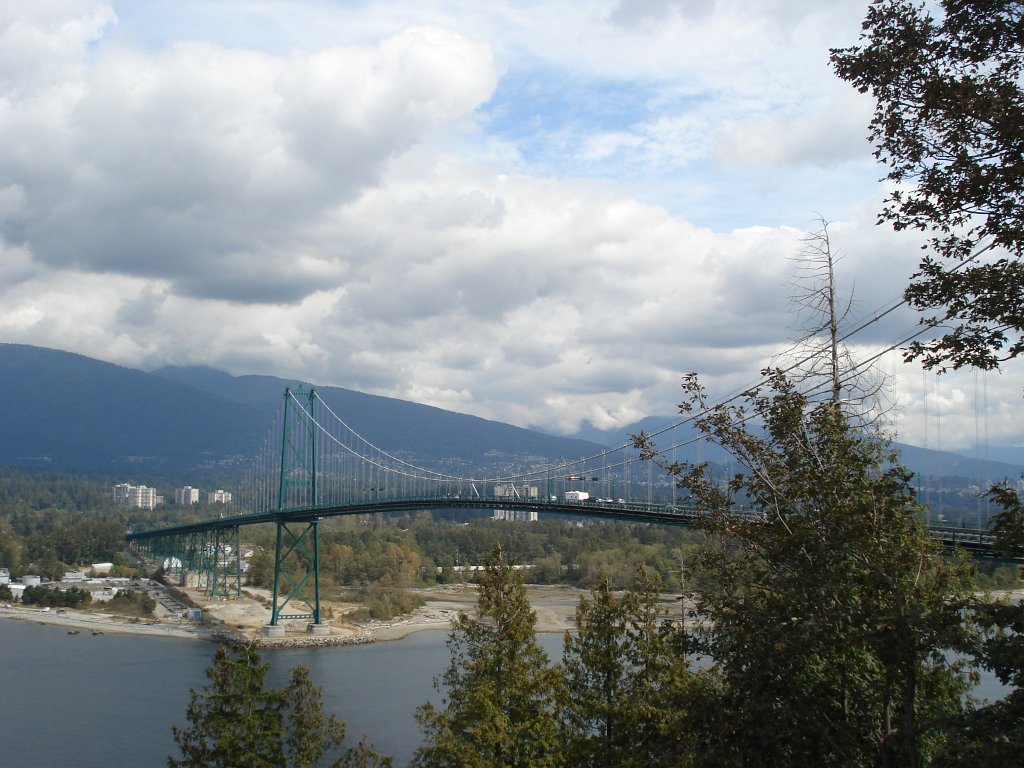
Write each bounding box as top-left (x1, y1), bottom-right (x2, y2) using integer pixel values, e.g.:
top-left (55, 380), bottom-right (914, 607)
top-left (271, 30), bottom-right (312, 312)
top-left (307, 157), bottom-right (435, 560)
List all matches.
top-left (777, 216), bottom-right (893, 429)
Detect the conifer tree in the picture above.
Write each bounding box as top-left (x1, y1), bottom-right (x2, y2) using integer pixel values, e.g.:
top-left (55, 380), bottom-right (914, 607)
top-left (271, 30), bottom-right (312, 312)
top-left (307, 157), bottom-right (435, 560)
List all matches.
top-left (636, 371), bottom-right (977, 767)
top-left (413, 545), bottom-right (564, 768)
top-left (169, 643), bottom-right (391, 768)
top-left (561, 570), bottom-right (695, 767)
top-left (170, 643), bottom-right (285, 768)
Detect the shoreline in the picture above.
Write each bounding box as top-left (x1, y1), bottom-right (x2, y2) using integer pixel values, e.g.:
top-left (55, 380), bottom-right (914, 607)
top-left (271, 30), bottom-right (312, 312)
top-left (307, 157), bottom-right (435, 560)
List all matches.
top-left (6, 585), bottom-right (1020, 648)
top-left (0, 583), bottom-right (583, 646)
top-left (0, 604), bottom-right (225, 641)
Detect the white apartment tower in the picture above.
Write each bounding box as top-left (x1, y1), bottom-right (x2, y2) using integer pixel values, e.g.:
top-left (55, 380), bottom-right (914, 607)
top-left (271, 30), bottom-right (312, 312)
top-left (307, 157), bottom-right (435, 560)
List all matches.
top-left (175, 486), bottom-right (200, 505)
top-left (113, 483), bottom-right (160, 510)
top-left (207, 489), bottom-right (232, 504)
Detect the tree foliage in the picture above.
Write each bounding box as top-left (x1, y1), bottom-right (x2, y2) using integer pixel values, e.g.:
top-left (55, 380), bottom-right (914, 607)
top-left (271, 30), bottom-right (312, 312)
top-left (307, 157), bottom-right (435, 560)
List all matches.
top-left (169, 643), bottom-right (390, 768)
top-left (636, 371), bottom-right (977, 767)
top-left (934, 600), bottom-right (1024, 766)
top-left (832, 0), bottom-right (1024, 371)
top-left (21, 585), bottom-right (91, 607)
top-left (561, 571), bottom-right (695, 767)
top-left (413, 546), bottom-right (564, 768)
top-left (984, 481), bottom-right (1024, 557)
top-left (106, 588), bottom-right (157, 617)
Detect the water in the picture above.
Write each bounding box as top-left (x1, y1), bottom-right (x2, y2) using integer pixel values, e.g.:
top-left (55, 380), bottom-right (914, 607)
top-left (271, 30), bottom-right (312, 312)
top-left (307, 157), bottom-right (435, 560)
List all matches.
top-left (0, 621), bottom-right (561, 767)
top-left (0, 620), bottom-right (1009, 767)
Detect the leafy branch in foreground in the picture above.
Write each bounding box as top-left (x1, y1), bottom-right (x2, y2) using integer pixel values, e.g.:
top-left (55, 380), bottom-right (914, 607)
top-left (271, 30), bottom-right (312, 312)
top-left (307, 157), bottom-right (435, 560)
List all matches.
top-left (832, 0), bottom-right (1024, 372)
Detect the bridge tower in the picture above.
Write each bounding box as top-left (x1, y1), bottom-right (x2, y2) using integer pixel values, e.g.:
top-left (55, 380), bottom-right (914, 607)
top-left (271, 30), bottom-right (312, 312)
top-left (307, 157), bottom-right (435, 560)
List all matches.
top-left (269, 387), bottom-right (324, 629)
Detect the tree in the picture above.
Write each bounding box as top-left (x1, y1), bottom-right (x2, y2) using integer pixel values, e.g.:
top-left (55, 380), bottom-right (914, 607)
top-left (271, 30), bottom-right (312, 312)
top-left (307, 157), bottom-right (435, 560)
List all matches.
top-left (933, 599), bottom-right (1024, 766)
top-left (984, 481), bottom-right (1024, 557)
top-left (169, 643), bottom-right (390, 768)
top-left (560, 570), bottom-right (695, 767)
top-left (413, 545), bottom-right (564, 768)
top-left (832, 0), bottom-right (1024, 372)
top-left (834, 8), bottom-right (1024, 756)
top-left (636, 371), bottom-right (977, 767)
top-left (781, 216), bottom-right (889, 422)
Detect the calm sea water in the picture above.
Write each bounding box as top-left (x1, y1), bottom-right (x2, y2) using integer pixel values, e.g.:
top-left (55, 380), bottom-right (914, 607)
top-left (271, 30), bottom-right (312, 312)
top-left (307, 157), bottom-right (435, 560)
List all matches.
top-left (0, 620), bottom-right (1009, 768)
top-left (0, 621), bottom-right (561, 767)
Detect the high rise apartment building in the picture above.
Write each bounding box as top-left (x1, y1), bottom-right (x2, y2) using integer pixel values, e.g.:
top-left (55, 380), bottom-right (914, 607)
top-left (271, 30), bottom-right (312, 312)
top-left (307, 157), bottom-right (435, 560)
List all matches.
top-left (207, 489), bottom-right (232, 504)
top-left (113, 483), bottom-right (161, 510)
top-left (175, 486), bottom-right (200, 505)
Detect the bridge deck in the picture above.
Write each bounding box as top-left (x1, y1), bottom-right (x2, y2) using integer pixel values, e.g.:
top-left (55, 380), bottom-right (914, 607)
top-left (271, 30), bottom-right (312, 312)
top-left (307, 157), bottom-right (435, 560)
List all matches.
top-left (125, 497), bottom-right (1017, 560)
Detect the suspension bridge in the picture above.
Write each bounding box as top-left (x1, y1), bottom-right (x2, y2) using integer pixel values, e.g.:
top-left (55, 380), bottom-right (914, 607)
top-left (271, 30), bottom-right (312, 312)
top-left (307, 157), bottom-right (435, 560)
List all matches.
top-left (126, 387), bottom-right (1014, 633)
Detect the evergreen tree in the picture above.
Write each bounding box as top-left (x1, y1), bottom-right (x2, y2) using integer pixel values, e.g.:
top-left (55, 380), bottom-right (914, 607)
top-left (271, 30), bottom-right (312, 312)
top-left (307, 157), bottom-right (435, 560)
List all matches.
top-left (561, 570), bottom-right (695, 767)
top-left (170, 644), bottom-right (285, 768)
top-left (636, 371), bottom-right (977, 767)
top-left (170, 643), bottom-right (390, 768)
top-left (413, 545), bottom-right (564, 768)
top-left (833, 5), bottom-right (1024, 757)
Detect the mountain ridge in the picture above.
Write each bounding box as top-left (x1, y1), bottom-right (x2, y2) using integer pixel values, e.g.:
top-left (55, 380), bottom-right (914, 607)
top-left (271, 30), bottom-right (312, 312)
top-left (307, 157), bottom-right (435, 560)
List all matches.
top-left (2, 343), bottom-right (1020, 485)
top-left (0, 344), bottom-right (604, 480)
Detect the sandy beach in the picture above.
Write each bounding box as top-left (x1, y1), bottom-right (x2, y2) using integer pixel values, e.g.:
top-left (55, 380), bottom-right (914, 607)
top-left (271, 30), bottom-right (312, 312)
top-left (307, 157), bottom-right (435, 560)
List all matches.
top-left (0, 592), bottom-right (481, 645)
top-left (0, 583), bottom-right (620, 645)
top-left (0, 603), bottom-right (222, 640)
top-left (5, 585), bottom-right (1015, 646)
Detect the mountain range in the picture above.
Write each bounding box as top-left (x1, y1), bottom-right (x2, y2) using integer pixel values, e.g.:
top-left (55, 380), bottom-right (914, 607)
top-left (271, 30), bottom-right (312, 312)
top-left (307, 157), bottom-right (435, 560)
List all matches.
top-left (1, 343), bottom-right (1021, 486)
top-left (0, 343), bottom-right (604, 480)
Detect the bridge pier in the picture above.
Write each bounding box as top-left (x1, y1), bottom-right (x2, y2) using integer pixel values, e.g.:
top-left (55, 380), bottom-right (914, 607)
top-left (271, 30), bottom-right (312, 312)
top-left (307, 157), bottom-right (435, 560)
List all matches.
top-left (269, 518), bottom-right (322, 626)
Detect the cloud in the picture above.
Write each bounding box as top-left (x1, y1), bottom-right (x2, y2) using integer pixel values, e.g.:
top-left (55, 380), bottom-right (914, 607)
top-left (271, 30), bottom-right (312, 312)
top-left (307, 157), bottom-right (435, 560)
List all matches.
top-left (0, 1), bottom-right (1015, 448)
top-left (714, 89), bottom-right (874, 169)
top-left (0, 14), bottom-right (497, 303)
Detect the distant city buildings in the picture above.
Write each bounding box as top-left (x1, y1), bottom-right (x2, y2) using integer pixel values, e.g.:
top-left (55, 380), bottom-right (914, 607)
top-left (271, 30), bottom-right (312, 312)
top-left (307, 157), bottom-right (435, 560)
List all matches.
top-left (112, 483), bottom-right (162, 509)
top-left (113, 483), bottom-right (232, 507)
top-left (207, 489), bottom-right (232, 504)
top-left (175, 486), bottom-right (200, 505)
top-left (493, 509), bottom-right (539, 522)
top-left (493, 484), bottom-right (539, 499)
top-left (493, 484), bottom-right (539, 522)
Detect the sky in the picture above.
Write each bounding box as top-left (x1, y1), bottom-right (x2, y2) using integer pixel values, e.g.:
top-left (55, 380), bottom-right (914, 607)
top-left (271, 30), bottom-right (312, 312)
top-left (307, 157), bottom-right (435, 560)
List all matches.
top-left (1, 0), bottom-right (1021, 452)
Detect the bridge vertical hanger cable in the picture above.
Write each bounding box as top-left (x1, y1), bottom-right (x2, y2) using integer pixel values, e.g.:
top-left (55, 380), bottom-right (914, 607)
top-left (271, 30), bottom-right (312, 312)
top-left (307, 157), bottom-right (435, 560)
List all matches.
top-left (975, 369), bottom-right (981, 531)
top-left (983, 369), bottom-right (990, 529)
top-left (936, 376), bottom-right (943, 525)
top-left (922, 368), bottom-right (929, 523)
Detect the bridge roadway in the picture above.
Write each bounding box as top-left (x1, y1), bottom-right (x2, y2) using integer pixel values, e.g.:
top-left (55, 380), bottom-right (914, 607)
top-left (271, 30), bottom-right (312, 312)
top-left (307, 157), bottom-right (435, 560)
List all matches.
top-left (126, 496), bottom-right (1009, 558)
top-left (125, 497), bottom-right (714, 542)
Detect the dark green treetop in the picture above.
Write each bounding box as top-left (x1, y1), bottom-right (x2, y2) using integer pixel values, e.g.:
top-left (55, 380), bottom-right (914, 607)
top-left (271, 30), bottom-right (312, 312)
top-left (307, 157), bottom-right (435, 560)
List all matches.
top-left (561, 570), bottom-right (696, 767)
top-left (636, 370), bottom-right (977, 767)
top-left (413, 545), bottom-right (564, 768)
top-left (169, 642), bottom-right (390, 768)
